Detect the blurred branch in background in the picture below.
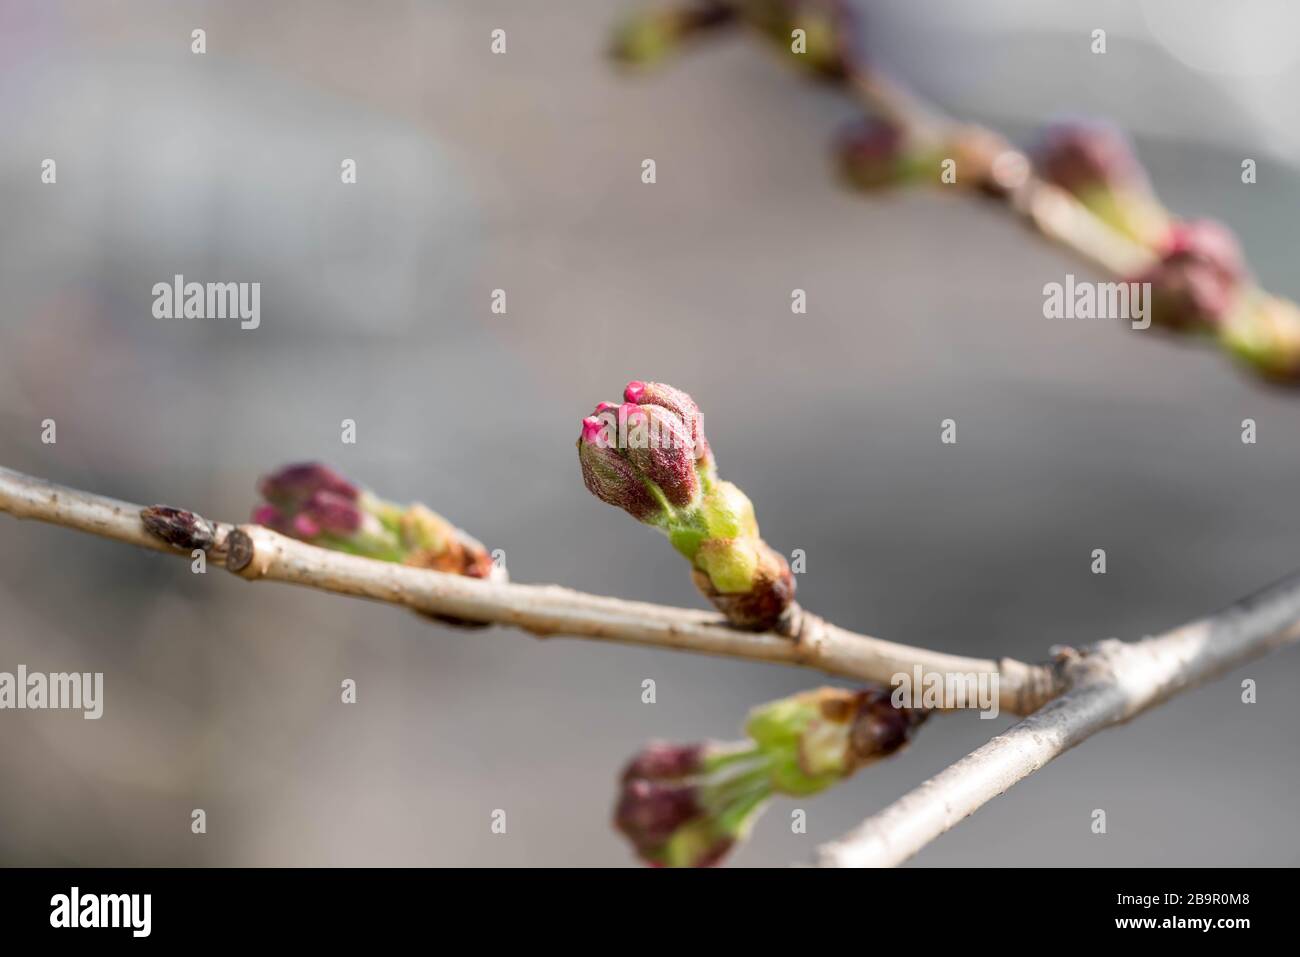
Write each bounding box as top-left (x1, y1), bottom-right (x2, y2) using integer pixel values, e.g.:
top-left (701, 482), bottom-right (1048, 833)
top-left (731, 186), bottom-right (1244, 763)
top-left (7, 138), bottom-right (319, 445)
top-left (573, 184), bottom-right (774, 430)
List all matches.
top-left (612, 0), bottom-right (1300, 385)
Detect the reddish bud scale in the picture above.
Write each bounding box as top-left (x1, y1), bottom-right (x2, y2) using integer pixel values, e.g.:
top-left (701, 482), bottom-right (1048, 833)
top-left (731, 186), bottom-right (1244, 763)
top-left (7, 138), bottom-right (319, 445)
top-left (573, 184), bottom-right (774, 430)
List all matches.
top-left (577, 434), bottom-right (662, 521)
top-left (845, 688), bottom-right (928, 766)
top-left (624, 380), bottom-right (713, 474)
top-left (624, 404), bottom-right (699, 507)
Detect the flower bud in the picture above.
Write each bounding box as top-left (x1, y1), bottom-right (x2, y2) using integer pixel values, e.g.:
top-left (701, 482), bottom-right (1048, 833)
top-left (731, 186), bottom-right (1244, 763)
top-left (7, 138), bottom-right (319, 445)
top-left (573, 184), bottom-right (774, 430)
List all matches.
top-left (140, 505), bottom-right (215, 551)
top-left (579, 384), bottom-right (795, 631)
top-left (835, 118), bottom-right (935, 190)
top-left (623, 380), bottom-right (713, 476)
top-left (251, 464), bottom-right (497, 579)
top-left (400, 504), bottom-right (495, 578)
top-left (1035, 119), bottom-right (1147, 196)
top-left (577, 419), bottom-right (664, 522)
top-left (621, 741), bottom-right (709, 782)
top-left (613, 685), bottom-right (926, 866)
top-left (746, 686), bottom-right (927, 795)
top-left (691, 539), bottom-right (795, 631)
top-left (615, 740), bottom-right (770, 867)
top-left (1032, 119), bottom-right (1169, 246)
top-left (623, 404), bottom-right (700, 508)
top-left (258, 462), bottom-right (359, 509)
top-left (1135, 219), bottom-right (1248, 331)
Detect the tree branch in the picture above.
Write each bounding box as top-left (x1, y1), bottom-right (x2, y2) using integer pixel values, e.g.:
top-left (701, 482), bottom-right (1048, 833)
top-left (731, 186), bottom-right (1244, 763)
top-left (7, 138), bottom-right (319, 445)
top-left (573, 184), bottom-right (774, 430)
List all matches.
top-left (0, 465), bottom-right (1056, 714)
top-left (815, 569), bottom-right (1300, 867)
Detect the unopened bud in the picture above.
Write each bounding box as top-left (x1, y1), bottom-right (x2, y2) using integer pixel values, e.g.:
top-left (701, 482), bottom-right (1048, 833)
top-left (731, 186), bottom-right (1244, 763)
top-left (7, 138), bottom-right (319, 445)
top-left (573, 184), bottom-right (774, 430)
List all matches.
top-left (1135, 219), bottom-right (1248, 331)
top-left (577, 421), bottom-right (664, 522)
top-left (1032, 119), bottom-right (1170, 246)
top-left (835, 119), bottom-right (934, 190)
top-left (613, 684), bottom-right (926, 866)
top-left (579, 384), bottom-right (795, 631)
top-left (258, 462), bottom-right (359, 509)
top-left (623, 404), bottom-right (701, 508)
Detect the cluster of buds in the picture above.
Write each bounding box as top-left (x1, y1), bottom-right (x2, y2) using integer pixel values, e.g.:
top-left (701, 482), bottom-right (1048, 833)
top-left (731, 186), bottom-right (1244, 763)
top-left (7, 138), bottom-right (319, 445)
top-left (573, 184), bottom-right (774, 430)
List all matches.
top-left (252, 463), bottom-right (496, 579)
top-left (1033, 119), bottom-right (1300, 377)
top-left (577, 381), bottom-right (795, 631)
top-left (615, 686), bottom-right (927, 866)
top-left (612, 1), bottom-right (863, 79)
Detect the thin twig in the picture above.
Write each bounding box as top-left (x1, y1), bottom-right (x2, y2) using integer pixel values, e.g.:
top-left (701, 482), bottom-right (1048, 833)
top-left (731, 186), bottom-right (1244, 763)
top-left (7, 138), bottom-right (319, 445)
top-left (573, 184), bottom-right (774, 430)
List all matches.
top-left (815, 570), bottom-right (1300, 866)
top-left (0, 466), bottom-right (1056, 714)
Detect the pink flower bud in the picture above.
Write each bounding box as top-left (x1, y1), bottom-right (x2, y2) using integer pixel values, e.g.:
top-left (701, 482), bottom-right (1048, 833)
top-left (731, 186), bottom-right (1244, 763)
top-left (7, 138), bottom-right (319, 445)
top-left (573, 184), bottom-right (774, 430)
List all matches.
top-left (291, 513), bottom-right (321, 539)
top-left (577, 424), bottom-right (663, 522)
top-left (258, 462), bottom-right (359, 509)
top-left (1034, 119), bottom-right (1148, 196)
top-left (1136, 219), bottom-right (1248, 330)
top-left (251, 504), bottom-right (282, 528)
top-left (623, 380), bottom-right (713, 474)
top-left (623, 404), bottom-right (700, 508)
top-left (621, 742), bottom-right (708, 783)
top-left (302, 489), bottom-right (364, 535)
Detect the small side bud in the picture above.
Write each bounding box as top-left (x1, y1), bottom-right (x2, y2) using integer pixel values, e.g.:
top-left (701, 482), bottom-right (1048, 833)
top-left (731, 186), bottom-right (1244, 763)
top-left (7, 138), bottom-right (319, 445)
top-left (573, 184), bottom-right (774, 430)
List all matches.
top-left (623, 404), bottom-right (701, 508)
top-left (1134, 219), bottom-right (1248, 331)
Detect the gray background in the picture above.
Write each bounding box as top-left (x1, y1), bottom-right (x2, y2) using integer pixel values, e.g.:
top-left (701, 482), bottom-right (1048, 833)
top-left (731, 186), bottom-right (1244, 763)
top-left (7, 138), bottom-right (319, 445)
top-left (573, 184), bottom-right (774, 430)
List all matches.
top-left (0, 0), bottom-right (1297, 866)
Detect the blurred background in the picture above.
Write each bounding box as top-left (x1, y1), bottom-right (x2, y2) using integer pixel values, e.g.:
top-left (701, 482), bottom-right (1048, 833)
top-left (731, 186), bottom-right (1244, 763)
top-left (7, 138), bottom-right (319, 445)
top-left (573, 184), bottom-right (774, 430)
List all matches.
top-left (1, 0), bottom-right (1298, 866)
